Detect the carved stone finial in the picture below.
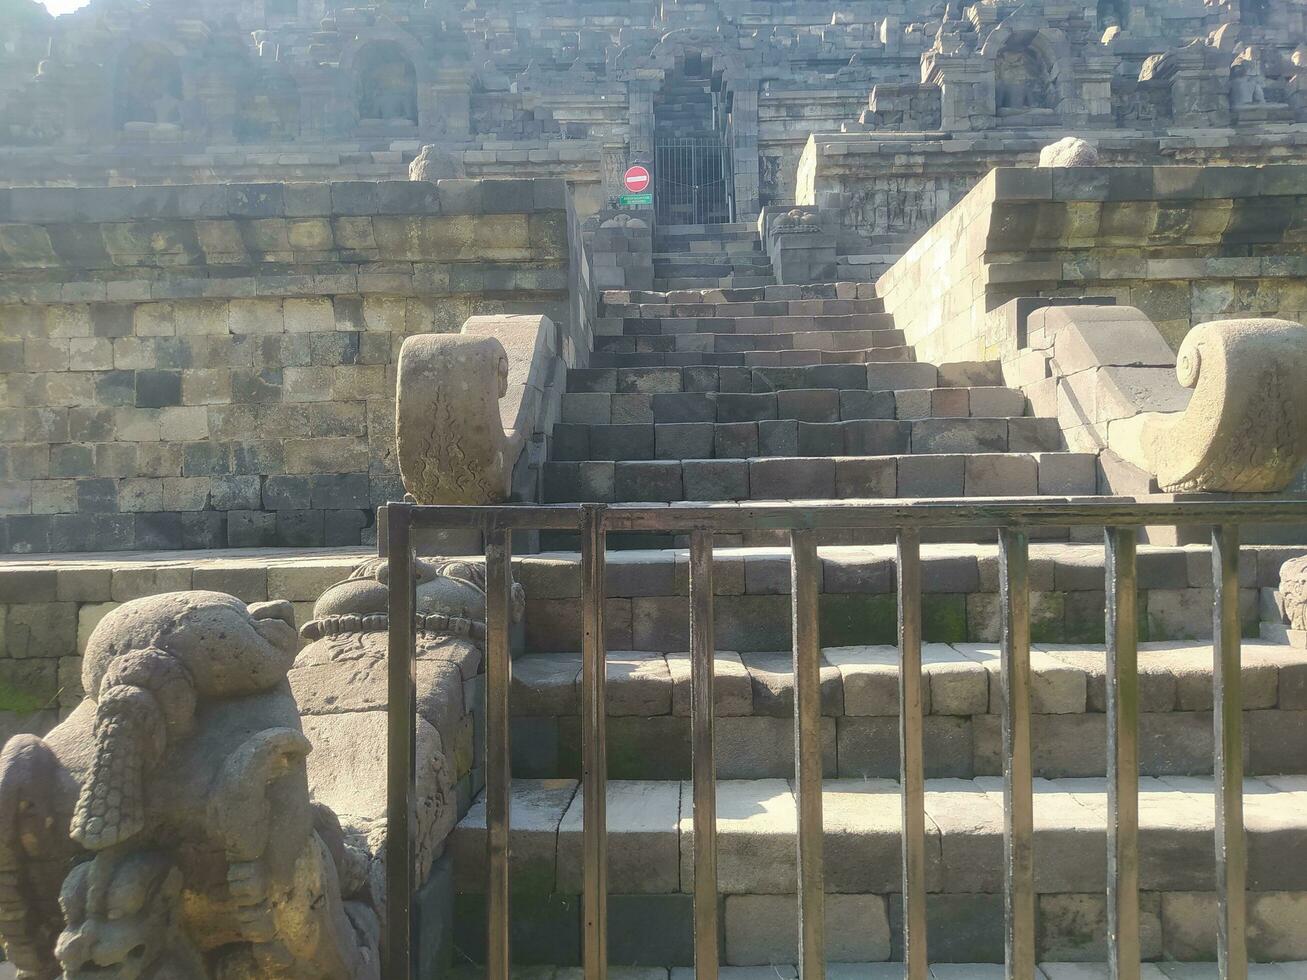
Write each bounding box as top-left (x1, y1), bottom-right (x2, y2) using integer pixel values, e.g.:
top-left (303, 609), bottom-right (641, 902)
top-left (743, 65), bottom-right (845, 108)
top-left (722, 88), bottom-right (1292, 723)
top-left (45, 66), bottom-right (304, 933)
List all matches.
top-left (1139, 318), bottom-right (1307, 492)
top-left (1038, 136), bottom-right (1100, 166)
top-left (396, 333), bottom-right (516, 505)
top-left (396, 315), bottom-right (554, 507)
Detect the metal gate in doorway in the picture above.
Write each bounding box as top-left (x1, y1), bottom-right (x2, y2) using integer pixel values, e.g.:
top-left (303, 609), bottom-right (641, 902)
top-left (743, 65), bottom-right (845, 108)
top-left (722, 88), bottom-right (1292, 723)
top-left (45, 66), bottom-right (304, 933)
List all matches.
top-left (653, 134), bottom-right (735, 226)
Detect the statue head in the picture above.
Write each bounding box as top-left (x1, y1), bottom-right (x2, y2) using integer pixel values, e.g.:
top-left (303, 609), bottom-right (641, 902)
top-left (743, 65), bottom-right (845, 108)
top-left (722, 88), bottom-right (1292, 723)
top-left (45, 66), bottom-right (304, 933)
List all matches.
top-left (72, 594), bottom-right (299, 851)
top-left (54, 851), bottom-right (198, 980)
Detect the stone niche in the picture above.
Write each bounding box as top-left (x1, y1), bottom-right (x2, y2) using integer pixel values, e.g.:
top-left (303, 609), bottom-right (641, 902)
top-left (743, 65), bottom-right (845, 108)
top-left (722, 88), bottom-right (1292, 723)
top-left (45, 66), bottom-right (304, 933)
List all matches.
top-left (354, 40), bottom-right (419, 128)
top-left (113, 43), bottom-right (185, 139)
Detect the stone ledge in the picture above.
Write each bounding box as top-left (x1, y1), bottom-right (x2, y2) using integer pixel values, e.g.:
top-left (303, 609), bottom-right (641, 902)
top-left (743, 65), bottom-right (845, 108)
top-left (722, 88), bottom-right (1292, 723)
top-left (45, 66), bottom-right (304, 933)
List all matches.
top-left (0, 179), bottom-right (568, 225)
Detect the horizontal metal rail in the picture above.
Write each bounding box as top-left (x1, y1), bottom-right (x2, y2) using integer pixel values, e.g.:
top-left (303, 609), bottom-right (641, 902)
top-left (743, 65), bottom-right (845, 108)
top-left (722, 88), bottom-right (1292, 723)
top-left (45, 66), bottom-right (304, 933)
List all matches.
top-left (383, 496), bottom-right (1307, 980)
top-left (389, 497), bottom-right (1307, 532)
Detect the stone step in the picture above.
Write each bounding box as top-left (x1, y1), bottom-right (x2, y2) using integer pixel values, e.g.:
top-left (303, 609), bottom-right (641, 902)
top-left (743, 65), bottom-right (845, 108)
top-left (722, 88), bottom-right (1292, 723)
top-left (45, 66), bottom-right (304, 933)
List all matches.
top-left (506, 641), bottom-right (1307, 780)
top-left (550, 417), bottom-right (1059, 461)
top-left (656, 222), bottom-right (757, 237)
top-left (447, 965), bottom-right (1307, 979)
top-left (655, 277), bottom-right (777, 291)
top-left (565, 379), bottom-right (1024, 419)
top-left (561, 364), bottom-right (994, 399)
top-left (653, 222), bottom-right (758, 236)
top-left (604, 283), bottom-right (880, 305)
top-left (655, 235), bottom-right (759, 249)
top-left (594, 327), bottom-right (897, 354)
top-left (652, 265), bottom-right (772, 280)
top-left (540, 452), bottom-right (1096, 506)
top-left (449, 776), bottom-right (1307, 965)
top-left (673, 240), bottom-right (761, 255)
top-left (653, 249), bottom-right (767, 261)
top-left (621, 313), bottom-right (899, 336)
top-left (587, 347), bottom-right (916, 369)
top-left (600, 299), bottom-right (886, 318)
top-left (511, 540), bottom-right (1291, 648)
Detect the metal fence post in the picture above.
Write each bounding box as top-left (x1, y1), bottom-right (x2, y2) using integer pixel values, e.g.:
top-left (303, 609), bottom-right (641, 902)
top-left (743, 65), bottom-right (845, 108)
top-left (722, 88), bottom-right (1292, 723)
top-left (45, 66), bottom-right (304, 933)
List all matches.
top-left (581, 504), bottom-right (609, 980)
top-left (898, 528), bottom-right (928, 980)
top-left (791, 528), bottom-right (825, 980)
top-left (999, 528), bottom-right (1035, 980)
top-left (689, 530), bottom-right (719, 980)
top-left (485, 527), bottom-right (514, 980)
top-left (385, 503), bottom-right (415, 980)
top-left (1106, 527), bottom-right (1141, 980)
top-left (1213, 524), bottom-right (1247, 980)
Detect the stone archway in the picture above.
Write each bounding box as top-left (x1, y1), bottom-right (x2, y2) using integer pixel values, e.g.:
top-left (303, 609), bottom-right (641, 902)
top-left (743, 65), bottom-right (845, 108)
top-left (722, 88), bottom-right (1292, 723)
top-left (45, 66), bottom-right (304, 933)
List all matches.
top-left (619, 29), bottom-right (761, 220)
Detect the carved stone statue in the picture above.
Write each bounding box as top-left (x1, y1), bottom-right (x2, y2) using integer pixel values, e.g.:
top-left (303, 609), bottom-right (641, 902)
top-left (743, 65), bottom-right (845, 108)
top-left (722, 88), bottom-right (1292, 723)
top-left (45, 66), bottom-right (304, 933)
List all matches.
top-left (995, 47), bottom-right (1053, 111)
top-left (1137, 319), bottom-right (1307, 492)
top-left (0, 592), bottom-right (380, 980)
top-left (1038, 136), bottom-right (1099, 166)
top-left (1231, 58), bottom-right (1268, 106)
top-left (1280, 556), bottom-right (1307, 632)
top-left (409, 143), bottom-right (466, 180)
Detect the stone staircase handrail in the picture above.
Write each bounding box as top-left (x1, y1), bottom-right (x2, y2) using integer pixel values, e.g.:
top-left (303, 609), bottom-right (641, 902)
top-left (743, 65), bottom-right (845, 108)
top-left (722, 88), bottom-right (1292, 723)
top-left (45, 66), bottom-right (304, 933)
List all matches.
top-left (1012, 304), bottom-right (1307, 493)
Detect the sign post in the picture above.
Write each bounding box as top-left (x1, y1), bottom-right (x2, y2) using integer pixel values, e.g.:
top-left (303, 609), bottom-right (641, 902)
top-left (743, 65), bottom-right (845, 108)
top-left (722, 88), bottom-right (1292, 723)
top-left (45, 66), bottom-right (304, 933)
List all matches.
top-left (620, 165), bottom-right (653, 208)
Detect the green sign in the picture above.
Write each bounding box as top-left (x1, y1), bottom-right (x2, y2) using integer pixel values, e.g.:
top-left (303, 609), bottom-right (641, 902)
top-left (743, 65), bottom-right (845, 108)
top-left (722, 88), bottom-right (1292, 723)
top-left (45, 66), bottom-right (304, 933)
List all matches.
top-left (619, 192), bottom-right (654, 207)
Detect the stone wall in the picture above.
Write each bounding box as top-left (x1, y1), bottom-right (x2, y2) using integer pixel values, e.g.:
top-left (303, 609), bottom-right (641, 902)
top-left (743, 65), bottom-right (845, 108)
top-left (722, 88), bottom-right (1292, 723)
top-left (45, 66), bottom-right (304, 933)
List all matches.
top-left (798, 132), bottom-right (1307, 260)
top-left (0, 179), bottom-right (573, 554)
top-left (876, 164), bottom-right (1307, 365)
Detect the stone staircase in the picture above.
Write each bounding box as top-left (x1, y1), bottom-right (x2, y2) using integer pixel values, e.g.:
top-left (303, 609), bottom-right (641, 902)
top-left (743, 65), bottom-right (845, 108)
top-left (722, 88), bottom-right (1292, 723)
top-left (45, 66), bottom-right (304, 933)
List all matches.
top-left (445, 232), bottom-right (1307, 971)
top-left (653, 224), bottom-right (776, 291)
top-left (544, 277), bottom-right (1094, 547)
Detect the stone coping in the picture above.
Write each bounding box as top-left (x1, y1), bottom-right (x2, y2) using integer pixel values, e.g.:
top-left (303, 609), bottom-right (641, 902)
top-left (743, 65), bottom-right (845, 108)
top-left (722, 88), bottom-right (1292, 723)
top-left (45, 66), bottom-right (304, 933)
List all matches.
top-left (0, 178), bottom-right (568, 224)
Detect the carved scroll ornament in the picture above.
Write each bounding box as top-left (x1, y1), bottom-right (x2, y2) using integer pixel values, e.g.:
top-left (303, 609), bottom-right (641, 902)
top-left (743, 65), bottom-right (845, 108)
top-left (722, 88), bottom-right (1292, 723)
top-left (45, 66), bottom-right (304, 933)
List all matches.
top-left (1138, 318), bottom-right (1307, 492)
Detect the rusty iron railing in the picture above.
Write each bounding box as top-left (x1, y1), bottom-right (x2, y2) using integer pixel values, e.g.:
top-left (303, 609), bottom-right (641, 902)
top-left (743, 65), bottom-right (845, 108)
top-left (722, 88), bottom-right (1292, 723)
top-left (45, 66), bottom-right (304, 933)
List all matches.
top-left (382, 497), bottom-right (1307, 980)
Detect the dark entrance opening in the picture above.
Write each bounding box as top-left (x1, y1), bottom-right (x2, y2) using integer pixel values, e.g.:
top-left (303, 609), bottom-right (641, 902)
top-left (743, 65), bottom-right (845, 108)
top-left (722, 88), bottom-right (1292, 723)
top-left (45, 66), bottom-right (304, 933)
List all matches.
top-left (652, 54), bottom-right (735, 225)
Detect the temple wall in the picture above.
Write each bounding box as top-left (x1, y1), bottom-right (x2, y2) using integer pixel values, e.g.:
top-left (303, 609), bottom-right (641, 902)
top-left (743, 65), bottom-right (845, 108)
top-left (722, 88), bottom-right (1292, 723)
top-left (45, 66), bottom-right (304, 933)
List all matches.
top-left (876, 164), bottom-right (1307, 365)
top-left (799, 132), bottom-right (1307, 255)
top-left (0, 179), bottom-right (573, 555)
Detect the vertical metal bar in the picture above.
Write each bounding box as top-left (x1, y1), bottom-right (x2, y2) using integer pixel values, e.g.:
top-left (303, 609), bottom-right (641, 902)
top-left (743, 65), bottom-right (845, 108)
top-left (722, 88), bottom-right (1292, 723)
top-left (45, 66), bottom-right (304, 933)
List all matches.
top-left (999, 528), bottom-right (1035, 980)
top-left (1106, 527), bottom-right (1141, 980)
top-left (690, 529), bottom-right (719, 980)
top-left (384, 503), bottom-right (415, 980)
top-left (1213, 524), bottom-right (1248, 980)
top-left (484, 527), bottom-right (514, 980)
top-left (898, 528), bottom-right (928, 980)
top-left (581, 504), bottom-right (608, 980)
top-left (791, 528), bottom-right (825, 980)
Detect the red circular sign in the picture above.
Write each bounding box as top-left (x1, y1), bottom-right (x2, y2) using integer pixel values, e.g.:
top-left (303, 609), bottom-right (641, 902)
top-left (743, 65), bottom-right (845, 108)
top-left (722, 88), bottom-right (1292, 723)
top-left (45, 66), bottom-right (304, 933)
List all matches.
top-left (623, 165), bottom-right (651, 193)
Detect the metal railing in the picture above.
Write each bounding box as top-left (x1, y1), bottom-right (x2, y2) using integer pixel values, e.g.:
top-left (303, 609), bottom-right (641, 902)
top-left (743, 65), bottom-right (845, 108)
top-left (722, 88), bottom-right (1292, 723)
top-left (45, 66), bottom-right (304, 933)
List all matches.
top-left (382, 497), bottom-right (1307, 980)
top-left (653, 135), bottom-right (734, 226)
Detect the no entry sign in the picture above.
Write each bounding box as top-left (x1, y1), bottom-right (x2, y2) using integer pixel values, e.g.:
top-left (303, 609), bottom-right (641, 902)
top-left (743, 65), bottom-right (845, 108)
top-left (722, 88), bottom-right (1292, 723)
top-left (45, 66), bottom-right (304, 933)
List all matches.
top-left (623, 165), bottom-right (651, 193)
